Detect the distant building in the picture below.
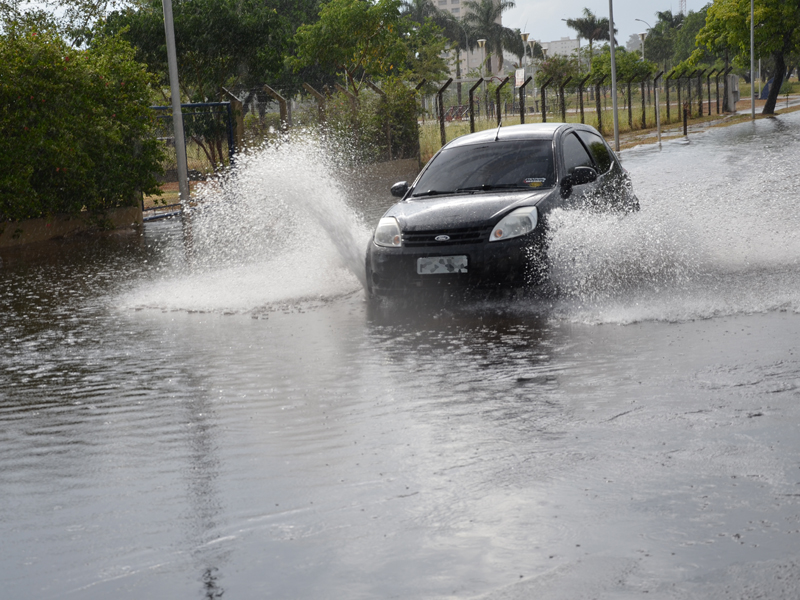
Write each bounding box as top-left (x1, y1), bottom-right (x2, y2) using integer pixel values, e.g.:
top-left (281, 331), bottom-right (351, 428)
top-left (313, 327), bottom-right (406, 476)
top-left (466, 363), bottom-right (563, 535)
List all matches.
top-left (542, 37), bottom-right (580, 57)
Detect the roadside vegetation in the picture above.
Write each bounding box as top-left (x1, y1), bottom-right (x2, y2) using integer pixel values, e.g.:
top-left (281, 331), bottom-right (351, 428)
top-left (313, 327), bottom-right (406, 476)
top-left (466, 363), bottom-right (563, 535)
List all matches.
top-left (1, 0), bottom-right (800, 221)
top-left (0, 18), bottom-right (163, 221)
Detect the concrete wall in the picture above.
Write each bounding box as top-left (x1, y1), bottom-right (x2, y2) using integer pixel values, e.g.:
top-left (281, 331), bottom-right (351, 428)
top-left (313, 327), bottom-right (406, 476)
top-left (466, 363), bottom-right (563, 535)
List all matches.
top-left (0, 205), bottom-right (143, 249)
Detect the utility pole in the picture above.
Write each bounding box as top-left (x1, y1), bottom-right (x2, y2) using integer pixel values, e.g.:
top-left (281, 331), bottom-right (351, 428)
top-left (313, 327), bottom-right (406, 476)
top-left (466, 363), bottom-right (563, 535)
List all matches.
top-left (609, 0), bottom-right (619, 151)
top-left (162, 0), bottom-right (190, 203)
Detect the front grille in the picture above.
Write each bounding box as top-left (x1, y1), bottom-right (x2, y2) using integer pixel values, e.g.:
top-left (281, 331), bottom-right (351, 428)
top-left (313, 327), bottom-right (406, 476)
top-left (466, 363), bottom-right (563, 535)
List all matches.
top-left (403, 226), bottom-right (490, 247)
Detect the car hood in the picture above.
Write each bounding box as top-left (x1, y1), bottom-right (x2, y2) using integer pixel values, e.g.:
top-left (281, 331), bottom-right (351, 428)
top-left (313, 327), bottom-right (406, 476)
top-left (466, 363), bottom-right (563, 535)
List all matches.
top-left (385, 190), bottom-right (549, 231)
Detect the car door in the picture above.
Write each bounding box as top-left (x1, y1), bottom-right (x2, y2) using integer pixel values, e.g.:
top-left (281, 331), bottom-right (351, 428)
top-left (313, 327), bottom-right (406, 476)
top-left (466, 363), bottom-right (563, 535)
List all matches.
top-left (575, 129), bottom-right (626, 211)
top-left (559, 130), bottom-right (599, 209)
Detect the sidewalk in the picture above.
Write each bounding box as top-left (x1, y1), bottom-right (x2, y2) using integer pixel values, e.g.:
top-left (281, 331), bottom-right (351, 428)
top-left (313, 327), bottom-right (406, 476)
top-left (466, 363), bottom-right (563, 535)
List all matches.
top-left (618, 93), bottom-right (800, 149)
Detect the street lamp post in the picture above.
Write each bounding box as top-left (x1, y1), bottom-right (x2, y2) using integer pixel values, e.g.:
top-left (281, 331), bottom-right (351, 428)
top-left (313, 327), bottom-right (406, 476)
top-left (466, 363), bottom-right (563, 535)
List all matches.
top-left (635, 18), bottom-right (651, 61)
top-left (478, 39), bottom-right (487, 121)
top-left (634, 19), bottom-right (653, 60)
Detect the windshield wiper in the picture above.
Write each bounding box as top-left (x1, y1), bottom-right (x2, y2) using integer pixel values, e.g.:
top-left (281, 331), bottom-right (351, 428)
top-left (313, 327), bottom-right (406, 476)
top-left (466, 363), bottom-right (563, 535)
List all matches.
top-left (455, 184), bottom-right (534, 192)
top-left (411, 189), bottom-right (458, 197)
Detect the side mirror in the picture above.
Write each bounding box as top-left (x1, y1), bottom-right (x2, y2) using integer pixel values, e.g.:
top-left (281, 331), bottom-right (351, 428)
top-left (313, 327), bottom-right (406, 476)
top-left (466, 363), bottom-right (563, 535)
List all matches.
top-left (560, 176), bottom-right (573, 199)
top-left (572, 166), bottom-right (598, 185)
top-left (390, 181), bottom-right (409, 198)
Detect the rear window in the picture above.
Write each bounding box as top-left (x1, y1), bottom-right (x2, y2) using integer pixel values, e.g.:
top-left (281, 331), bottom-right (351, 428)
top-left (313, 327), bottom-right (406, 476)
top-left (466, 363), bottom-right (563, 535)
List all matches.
top-left (412, 140), bottom-right (555, 196)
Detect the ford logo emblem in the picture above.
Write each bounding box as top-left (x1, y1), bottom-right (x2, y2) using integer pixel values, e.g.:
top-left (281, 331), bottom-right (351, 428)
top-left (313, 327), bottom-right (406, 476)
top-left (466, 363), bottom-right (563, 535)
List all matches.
top-left (435, 235), bottom-right (450, 242)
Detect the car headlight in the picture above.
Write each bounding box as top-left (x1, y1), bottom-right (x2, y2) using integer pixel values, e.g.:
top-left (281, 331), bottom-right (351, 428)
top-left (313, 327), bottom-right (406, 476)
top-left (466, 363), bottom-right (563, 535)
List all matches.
top-left (373, 217), bottom-right (402, 247)
top-left (489, 206), bottom-right (538, 242)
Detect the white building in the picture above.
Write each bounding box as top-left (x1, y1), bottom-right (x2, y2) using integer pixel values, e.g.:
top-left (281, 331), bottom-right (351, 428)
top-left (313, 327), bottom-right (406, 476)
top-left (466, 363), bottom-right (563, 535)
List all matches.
top-left (541, 37), bottom-right (580, 57)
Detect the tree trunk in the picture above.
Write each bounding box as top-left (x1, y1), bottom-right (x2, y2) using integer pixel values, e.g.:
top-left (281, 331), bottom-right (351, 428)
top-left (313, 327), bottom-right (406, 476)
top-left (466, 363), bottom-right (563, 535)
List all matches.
top-left (763, 50), bottom-right (786, 115)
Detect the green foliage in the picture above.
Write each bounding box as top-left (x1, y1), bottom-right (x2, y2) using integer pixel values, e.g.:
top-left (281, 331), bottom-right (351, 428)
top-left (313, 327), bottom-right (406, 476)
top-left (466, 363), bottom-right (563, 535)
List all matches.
top-left (590, 46), bottom-right (656, 82)
top-left (324, 78), bottom-right (419, 162)
top-left (291, 0), bottom-right (408, 93)
top-left (564, 8), bottom-right (612, 71)
top-left (105, 0), bottom-right (291, 102)
top-left (403, 18), bottom-right (451, 88)
top-left (535, 55), bottom-right (581, 87)
top-left (0, 23), bottom-right (164, 221)
top-left (643, 10), bottom-right (684, 71)
top-left (696, 0), bottom-right (800, 62)
top-left (695, 0), bottom-right (800, 113)
top-left (673, 7), bottom-right (709, 64)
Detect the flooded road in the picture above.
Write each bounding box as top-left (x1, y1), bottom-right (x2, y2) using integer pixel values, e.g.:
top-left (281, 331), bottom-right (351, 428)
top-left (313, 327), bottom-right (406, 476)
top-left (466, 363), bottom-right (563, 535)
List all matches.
top-left (3, 114), bottom-right (800, 599)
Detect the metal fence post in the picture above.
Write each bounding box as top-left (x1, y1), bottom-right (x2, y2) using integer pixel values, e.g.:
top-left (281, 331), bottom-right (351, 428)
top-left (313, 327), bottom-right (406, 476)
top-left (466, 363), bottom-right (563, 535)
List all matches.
top-left (540, 77), bottom-right (554, 123)
top-left (559, 76), bottom-right (573, 121)
top-left (594, 75), bottom-right (606, 132)
top-left (665, 70), bottom-right (673, 123)
top-left (495, 76), bottom-right (509, 126)
top-left (577, 74), bottom-right (591, 124)
top-left (302, 83), bottom-right (327, 123)
top-left (626, 77), bottom-right (635, 129)
top-left (264, 84), bottom-right (289, 130)
top-left (654, 71), bottom-right (664, 146)
top-left (641, 78), bottom-right (647, 129)
top-left (708, 69), bottom-right (717, 114)
top-left (437, 78), bottom-right (453, 146)
top-left (519, 76), bottom-right (532, 124)
top-left (414, 80), bottom-right (426, 167)
top-left (696, 69), bottom-right (706, 116)
top-left (469, 78), bottom-right (483, 133)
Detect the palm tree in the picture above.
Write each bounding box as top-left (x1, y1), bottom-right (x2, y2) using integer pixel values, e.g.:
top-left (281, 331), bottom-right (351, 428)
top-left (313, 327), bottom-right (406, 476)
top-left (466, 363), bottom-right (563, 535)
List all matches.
top-left (401, 0), bottom-right (442, 25)
top-left (462, 0), bottom-right (517, 75)
top-left (564, 7), bottom-right (612, 72)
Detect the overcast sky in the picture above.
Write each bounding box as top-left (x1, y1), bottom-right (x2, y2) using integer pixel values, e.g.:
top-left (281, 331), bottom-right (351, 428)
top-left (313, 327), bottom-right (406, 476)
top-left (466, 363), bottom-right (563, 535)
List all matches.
top-left (504, 0), bottom-right (708, 47)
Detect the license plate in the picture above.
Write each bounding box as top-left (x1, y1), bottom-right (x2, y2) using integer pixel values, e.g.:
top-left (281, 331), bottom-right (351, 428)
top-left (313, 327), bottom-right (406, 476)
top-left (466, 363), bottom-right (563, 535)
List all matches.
top-left (417, 255), bottom-right (468, 275)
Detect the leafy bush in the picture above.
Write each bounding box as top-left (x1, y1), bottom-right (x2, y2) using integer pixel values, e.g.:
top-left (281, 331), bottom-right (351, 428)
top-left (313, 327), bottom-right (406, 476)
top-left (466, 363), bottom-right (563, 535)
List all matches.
top-left (0, 23), bottom-right (164, 221)
top-left (324, 78), bottom-right (419, 163)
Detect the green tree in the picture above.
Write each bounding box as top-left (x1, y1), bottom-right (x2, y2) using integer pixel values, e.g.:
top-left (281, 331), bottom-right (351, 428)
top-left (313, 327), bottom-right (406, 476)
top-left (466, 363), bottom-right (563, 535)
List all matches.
top-left (643, 10), bottom-right (685, 71)
top-left (565, 7), bottom-right (612, 71)
top-left (590, 46), bottom-right (655, 82)
top-left (0, 23), bottom-right (163, 221)
top-left (105, 0), bottom-right (290, 102)
top-left (291, 0), bottom-right (409, 94)
top-left (696, 0), bottom-right (800, 114)
top-left (535, 54), bottom-right (580, 86)
top-left (673, 7), bottom-right (709, 64)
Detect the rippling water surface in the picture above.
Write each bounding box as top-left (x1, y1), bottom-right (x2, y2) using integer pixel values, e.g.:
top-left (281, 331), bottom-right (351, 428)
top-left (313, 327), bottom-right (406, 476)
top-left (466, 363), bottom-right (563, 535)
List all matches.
top-left (3, 115), bottom-right (800, 599)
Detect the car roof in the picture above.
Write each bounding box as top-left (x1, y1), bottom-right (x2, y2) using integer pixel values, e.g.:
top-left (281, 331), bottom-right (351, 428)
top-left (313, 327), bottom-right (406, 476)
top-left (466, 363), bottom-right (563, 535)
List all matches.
top-left (443, 122), bottom-right (603, 149)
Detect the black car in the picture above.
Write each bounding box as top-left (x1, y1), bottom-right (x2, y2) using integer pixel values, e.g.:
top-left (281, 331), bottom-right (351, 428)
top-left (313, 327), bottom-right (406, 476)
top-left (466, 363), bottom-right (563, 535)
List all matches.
top-left (365, 123), bottom-right (637, 298)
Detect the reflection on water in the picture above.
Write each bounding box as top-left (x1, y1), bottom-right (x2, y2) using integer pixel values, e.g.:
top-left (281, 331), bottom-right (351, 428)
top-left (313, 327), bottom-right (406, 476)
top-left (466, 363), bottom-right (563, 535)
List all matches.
top-left (3, 114), bottom-right (800, 599)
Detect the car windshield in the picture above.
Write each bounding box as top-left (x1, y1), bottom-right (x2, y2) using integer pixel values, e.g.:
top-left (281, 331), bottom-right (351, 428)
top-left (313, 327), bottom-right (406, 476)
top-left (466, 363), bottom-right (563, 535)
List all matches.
top-left (411, 139), bottom-right (555, 197)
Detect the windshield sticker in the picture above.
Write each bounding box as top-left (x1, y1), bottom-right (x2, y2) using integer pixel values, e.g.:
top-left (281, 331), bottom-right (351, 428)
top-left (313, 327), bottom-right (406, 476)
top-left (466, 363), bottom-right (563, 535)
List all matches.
top-left (524, 178), bottom-right (546, 187)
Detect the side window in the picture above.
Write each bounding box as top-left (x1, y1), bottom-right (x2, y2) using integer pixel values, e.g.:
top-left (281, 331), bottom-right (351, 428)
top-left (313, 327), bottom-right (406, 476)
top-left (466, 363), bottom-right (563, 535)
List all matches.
top-left (561, 132), bottom-right (594, 175)
top-left (577, 130), bottom-right (614, 174)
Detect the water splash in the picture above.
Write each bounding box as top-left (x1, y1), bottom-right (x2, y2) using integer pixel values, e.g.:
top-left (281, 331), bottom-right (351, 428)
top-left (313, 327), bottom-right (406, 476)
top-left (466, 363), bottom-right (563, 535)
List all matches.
top-left (123, 132), bottom-right (371, 313)
top-left (546, 118), bottom-right (800, 325)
